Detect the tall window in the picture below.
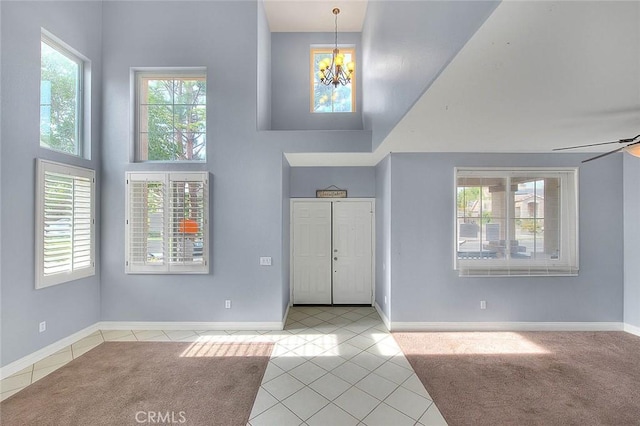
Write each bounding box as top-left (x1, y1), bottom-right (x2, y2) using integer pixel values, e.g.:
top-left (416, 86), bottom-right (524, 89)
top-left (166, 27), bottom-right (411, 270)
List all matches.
top-left (40, 34), bottom-right (84, 156)
top-left (310, 47), bottom-right (355, 113)
top-left (455, 168), bottom-right (578, 277)
top-left (36, 160), bottom-right (95, 288)
top-left (135, 70), bottom-right (206, 162)
top-left (126, 172), bottom-right (209, 274)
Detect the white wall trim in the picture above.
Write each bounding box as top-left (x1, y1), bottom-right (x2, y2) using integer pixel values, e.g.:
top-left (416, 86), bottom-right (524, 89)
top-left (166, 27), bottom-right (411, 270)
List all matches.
top-left (281, 304), bottom-right (291, 330)
top-left (374, 302), bottom-right (391, 331)
top-left (390, 321), bottom-right (624, 332)
top-left (0, 323), bottom-right (100, 380)
top-left (624, 323), bottom-right (640, 337)
top-left (97, 321), bottom-right (283, 331)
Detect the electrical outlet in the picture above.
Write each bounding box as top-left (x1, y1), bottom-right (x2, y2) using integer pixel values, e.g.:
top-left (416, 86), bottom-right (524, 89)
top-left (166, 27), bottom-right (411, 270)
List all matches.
top-left (225, 300), bottom-right (231, 309)
top-left (259, 257), bottom-right (272, 266)
top-left (39, 321), bottom-right (46, 333)
top-left (480, 300), bottom-right (487, 310)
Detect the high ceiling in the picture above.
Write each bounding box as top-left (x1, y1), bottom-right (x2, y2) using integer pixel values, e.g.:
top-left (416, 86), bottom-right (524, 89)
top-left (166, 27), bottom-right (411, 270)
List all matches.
top-left (264, 0), bottom-right (368, 32)
top-left (284, 0), bottom-right (640, 166)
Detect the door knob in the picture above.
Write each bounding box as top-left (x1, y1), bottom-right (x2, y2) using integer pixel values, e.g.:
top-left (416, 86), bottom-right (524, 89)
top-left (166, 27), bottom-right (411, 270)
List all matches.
top-left (334, 257), bottom-right (338, 261)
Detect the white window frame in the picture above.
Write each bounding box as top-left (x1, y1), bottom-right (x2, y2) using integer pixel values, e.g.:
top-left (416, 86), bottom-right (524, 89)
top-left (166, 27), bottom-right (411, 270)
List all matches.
top-left (35, 159), bottom-right (95, 289)
top-left (454, 167), bottom-right (579, 277)
top-left (125, 171), bottom-right (209, 274)
top-left (132, 68), bottom-right (207, 163)
top-left (40, 31), bottom-right (86, 158)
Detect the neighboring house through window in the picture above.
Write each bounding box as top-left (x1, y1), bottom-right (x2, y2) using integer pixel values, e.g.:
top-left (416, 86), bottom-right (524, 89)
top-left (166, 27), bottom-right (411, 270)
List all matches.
top-left (310, 47), bottom-right (355, 113)
top-left (36, 160), bottom-right (95, 289)
top-left (134, 70), bottom-right (207, 162)
top-left (125, 172), bottom-right (209, 274)
top-left (455, 168), bottom-right (578, 276)
top-left (40, 32), bottom-right (85, 157)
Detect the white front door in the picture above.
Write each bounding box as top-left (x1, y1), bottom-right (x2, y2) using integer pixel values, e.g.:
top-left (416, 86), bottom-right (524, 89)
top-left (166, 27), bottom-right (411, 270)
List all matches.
top-left (292, 202), bottom-right (332, 304)
top-left (332, 201), bottom-right (373, 304)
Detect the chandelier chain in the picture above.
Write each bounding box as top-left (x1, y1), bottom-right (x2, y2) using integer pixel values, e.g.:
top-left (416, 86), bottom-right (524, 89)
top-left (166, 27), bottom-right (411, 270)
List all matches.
top-left (334, 12), bottom-right (338, 50)
top-left (316, 7), bottom-right (354, 88)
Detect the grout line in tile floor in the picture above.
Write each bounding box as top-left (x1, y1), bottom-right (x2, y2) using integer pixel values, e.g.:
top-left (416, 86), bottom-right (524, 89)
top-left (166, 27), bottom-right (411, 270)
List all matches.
top-left (0, 306), bottom-right (447, 426)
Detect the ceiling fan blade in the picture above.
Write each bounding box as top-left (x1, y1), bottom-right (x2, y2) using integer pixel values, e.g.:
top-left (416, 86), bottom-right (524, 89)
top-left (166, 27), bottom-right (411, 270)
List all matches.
top-left (581, 146), bottom-right (626, 163)
top-left (553, 140), bottom-right (625, 151)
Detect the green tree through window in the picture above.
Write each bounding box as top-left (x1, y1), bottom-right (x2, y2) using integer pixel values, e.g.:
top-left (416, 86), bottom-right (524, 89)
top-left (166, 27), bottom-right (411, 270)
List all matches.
top-left (40, 38), bottom-right (82, 156)
top-left (311, 48), bottom-right (354, 113)
top-left (137, 73), bottom-right (206, 161)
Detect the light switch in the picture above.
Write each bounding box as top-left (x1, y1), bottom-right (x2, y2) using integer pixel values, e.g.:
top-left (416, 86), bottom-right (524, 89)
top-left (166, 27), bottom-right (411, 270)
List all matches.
top-left (260, 256), bottom-right (272, 266)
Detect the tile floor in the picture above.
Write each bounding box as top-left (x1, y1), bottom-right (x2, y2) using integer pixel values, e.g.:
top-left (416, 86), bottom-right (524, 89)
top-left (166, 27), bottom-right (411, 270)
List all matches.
top-left (0, 306), bottom-right (447, 426)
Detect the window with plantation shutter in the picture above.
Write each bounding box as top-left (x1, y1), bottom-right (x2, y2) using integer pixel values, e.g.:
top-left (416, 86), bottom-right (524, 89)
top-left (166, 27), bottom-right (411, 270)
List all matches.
top-left (125, 172), bottom-right (209, 274)
top-left (36, 159), bottom-right (95, 289)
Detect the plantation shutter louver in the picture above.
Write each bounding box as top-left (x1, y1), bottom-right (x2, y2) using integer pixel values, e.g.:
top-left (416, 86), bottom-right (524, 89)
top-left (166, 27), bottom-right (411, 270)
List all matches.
top-left (126, 172), bottom-right (208, 274)
top-left (127, 174), bottom-right (166, 272)
top-left (169, 176), bottom-right (206, 271)
top-left (36, 160), bottom-right (95, 289)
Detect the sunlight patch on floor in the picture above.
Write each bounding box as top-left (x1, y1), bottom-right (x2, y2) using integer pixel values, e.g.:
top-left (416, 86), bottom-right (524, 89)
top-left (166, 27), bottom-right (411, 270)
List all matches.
top-left (404, 332), bottom-right (550, 355)
top-left (180, 341), bottom-right (272, 358)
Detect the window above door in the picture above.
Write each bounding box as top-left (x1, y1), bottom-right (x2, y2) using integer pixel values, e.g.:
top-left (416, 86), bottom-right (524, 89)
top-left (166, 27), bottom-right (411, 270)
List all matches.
top-left (310, 47), bottom-right (356, 113)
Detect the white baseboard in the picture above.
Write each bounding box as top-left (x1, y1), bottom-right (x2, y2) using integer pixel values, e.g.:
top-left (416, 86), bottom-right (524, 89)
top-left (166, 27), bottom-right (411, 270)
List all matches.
top-left (1, 319), bottom-right (283, 380)
top-left (97, 321), bottom-right (283, 331)
top-left (0, 323), bottom-right (100, 380)
top-left (3, 318), bottom-right (632, 382)
top-left (624, 323), bottom-right (640, 337)
top-left (390, 321), bottom-right (624, 332)
top-left (374, 302), bottom-right (391, 331)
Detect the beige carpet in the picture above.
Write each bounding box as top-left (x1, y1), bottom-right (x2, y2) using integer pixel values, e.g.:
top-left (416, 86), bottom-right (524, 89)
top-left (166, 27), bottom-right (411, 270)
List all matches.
top-left (394, 331), bottom-right (640, 426)
top-left (1, 341), bottom-right (273, 426)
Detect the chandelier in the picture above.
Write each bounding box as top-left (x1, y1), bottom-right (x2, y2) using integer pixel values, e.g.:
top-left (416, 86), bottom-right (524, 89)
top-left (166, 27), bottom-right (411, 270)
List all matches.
top-left (317, 8), bottom-right (355, 87)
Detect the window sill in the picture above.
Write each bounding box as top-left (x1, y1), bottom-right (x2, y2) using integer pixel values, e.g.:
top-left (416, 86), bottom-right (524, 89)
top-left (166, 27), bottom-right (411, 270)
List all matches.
top-left (457, 268), bottom-right (579, 278)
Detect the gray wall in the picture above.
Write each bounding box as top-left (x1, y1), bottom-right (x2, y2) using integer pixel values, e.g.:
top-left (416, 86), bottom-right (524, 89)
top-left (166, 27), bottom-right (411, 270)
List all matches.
top-left (271, 32), bottom-right (363, 131)
top-left (0, 0), bottom-right (4, 365)
top-left (261, 129), bottom-right (371, 153)
top-left (100, 0), bottom-right (282, 322)
top-left (257, 0), bottom-right (271, 131)
top-left (361, 1), bottom-right (499, 149)
top-left (1, 1), bottom-right (103, 366)
top-left (281, 156), bottom-right (291, 316)
top-left (375, 156), bottom-right (392, 320)
top-left (100, 1), bottom-right (370, 324)
top-left (624, 154), bottom-right (640, 328)
top-left (387, 153), bottom-right (623, 323)
top-left (290, 166), bottom-right (375, 198)
top-left (2, 0), bottom-right (634, 369)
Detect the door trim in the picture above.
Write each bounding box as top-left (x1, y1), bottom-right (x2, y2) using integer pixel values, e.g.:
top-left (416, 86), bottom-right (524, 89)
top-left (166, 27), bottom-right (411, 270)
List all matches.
top-left (290, 198), bottom-right (375, 307)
